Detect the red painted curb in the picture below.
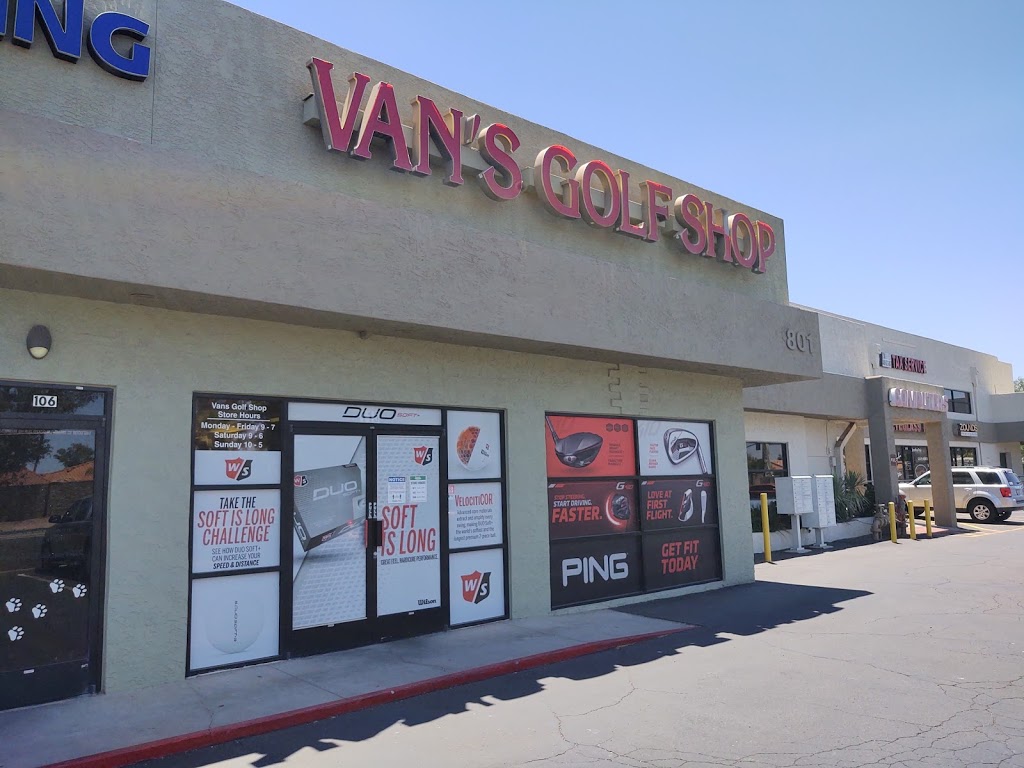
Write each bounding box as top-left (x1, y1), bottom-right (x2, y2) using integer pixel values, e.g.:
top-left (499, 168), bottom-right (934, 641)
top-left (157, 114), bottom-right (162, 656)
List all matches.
top-left (44, 626), bottom-right (690, 768)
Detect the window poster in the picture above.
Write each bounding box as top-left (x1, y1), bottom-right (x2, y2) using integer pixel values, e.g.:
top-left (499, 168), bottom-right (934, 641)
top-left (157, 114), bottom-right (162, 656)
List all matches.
top-left (449, 548), bottom-right (505, 626)
top-left (544, 415), bottom-right (637, 478)
top-left (189, 572), bottom-right (279, 672)
top-left (641, 528), bottom-right (722, 591)
top-left (447, 411), bottom-right (502, 481)
top-left (548, 480), bottom-right (638, 539)
top-left (291, 433), bottom-right (368, 630)
top-left (545, 413), bottom-right (723, 610)
top-left (193, 397), bottom-right (282, 486)
top-left (375, 436), bottom-right (442, 617)
top-left (640, 478), bottom-right (718, 531)
top-left (192, 489), bottom-right (281, 574)
top-left (636, 420), bottom-right (714, 477)
top-left (448, 482), bottom-right (503, 549)
top-left (549, 535), bottom-right (642, 609)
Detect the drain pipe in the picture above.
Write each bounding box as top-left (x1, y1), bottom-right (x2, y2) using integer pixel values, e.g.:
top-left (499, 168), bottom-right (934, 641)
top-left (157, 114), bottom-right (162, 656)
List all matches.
top-left (833, 422), bottom-right (858, 476)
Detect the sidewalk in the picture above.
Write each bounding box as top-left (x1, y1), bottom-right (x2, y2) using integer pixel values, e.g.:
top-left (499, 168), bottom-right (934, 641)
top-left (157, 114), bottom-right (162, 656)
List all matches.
top-left (0, 609), bottom-right (691, 768)
top-left (1, 520), bottom-right (968, 768)
top-left (754, 518), bottom-right (960, 564)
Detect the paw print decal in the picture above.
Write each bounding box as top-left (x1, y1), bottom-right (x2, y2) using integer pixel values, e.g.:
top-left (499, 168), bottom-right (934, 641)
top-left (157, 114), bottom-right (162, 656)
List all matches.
top-left (73, 584), bottom-right (88, 599)
top-left (8, 626), bottom-right (24, 642)
top-left (5, 598), bottom-right (21, 613)
top-left (31, 604), bottom-right (47, 619)
top-left (49, 579), bottom-right (65, 594)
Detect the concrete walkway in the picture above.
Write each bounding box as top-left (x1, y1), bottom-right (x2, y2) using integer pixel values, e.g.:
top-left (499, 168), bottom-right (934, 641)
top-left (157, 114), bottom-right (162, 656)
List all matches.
top-left (0, 521), bottom-right (978, 768)
top-left (0, 609), bottom-right (689, 768)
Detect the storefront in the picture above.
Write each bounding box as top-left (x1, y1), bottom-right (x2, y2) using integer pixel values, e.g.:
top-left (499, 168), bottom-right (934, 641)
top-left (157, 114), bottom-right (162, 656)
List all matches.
top-left (744, 313), bottom-right (1024, 528)
top-left (0, 0), bottom-right (821, 708)
top-left (186, 396), bottom-right (509, 672)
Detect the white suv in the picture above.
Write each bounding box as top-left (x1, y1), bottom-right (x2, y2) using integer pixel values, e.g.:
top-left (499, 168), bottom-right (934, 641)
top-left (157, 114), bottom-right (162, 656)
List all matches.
top-left (900, 466), bottom-right (1024, 523)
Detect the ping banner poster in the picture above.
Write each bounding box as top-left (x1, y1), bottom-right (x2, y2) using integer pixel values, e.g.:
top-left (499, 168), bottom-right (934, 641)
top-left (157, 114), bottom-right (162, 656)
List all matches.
top-left (549, 535), bottom-right (642, 608)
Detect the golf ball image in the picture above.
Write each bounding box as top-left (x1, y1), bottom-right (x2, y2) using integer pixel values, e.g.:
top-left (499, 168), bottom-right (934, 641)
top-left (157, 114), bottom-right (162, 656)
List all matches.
top-left (456, 426), bottom-right (492, 471)
top-left (204, 593), bottom-right (265, 655)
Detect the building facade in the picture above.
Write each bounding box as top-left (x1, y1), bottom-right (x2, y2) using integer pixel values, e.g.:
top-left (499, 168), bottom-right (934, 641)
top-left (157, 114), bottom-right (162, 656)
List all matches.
top-left (0, 0), bottom-right (822, 710)
top-left (745, 308), bottom-right (1024, 525)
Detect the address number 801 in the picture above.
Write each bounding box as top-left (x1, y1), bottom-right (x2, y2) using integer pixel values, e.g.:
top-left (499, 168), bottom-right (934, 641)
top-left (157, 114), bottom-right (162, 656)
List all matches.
top-left (785, 330), bottom-right (813, 353)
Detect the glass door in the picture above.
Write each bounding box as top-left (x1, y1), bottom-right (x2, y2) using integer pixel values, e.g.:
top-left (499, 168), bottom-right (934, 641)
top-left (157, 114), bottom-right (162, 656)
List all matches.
top-left (0, 425), bottom-right (104, 710)
top-left (374, 435), bottom-right (443, 621)
top-left (286, 427), bottom-right (444, 656)
top-left (289, 430), bottom-right (370, 654)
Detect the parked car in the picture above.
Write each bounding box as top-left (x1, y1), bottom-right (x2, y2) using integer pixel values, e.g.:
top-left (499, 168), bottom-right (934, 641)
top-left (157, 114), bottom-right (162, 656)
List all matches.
top-left (40, 496), bottom-right (93, 574)
top-left (899, 467), bottom-right (1024, 523)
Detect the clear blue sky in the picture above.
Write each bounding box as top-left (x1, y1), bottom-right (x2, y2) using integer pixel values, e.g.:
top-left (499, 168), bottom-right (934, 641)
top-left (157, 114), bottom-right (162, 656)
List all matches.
top-left (229, 0), bottom-right (1024, 382)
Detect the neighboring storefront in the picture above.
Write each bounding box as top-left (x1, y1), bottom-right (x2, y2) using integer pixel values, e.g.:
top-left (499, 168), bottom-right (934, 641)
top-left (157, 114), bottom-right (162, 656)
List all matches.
top-left (0, 0), bottom-right (822, 709)
top-left (744, 311), bottom-right (1024, 528)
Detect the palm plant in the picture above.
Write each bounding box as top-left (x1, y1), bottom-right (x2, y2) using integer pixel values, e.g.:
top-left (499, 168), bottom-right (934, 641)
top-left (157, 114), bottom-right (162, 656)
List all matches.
top-left (833, 470), bottom-right (870, 522)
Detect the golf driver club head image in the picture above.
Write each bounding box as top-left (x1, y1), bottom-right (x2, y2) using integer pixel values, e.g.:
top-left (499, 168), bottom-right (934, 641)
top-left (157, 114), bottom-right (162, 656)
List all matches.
top-left (609, 493), bottom-right (632, 522)
top-left (663, 428), bottom-right (709, 474)
top-left (546, 416), bottom-right (604, 468)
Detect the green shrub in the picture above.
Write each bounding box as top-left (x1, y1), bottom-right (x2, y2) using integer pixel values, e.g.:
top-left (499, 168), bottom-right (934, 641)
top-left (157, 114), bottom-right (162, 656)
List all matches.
top-left (749, 496), bottom-right (789, 532)
top-left (834, 470), bottom-right (871, 522)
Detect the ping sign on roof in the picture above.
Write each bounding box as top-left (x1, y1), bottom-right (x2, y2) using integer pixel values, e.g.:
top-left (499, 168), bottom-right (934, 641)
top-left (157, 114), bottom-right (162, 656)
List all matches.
top-left (1, 0), bottom-right (151, 81)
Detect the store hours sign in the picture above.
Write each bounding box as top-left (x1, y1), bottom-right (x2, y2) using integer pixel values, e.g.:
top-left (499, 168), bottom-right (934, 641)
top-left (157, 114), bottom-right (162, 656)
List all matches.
top-left (193, 397), bottom-right (282, 486)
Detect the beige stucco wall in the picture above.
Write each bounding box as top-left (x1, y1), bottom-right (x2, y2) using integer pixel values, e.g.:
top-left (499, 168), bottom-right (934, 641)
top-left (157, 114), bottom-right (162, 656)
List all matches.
top-left (809, 309), bottom-right (1015, 406)
top-left (744, 412), bottom-right (845, 478)
top-left (0, 0), bottom-right (823, 389)
top-left (0, 0), bottom-right (789, 302)
top-left (0, 287), bottom-right (753, 692)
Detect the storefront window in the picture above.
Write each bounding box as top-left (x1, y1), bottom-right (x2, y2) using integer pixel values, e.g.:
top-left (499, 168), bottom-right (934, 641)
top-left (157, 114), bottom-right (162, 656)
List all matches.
top-left (187, 394), bottom-right (510, 676)
top-left (944, 389), bottom-right (972, 414)
top-left (897, 445), bottom-right (930, 481)
top-left (746, 442), bottom-right (789, 492)
top-left (951, 447), bottom-right (977, 467)
top-left (546, 414), bottom-right (722, 609)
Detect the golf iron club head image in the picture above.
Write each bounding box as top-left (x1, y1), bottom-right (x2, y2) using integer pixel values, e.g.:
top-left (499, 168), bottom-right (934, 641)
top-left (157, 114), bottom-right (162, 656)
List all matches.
top-left (663, 428), bottom-right (709, 474)
top-left (679, 488), bottom-right (694, 522)
top-left (546, 416), bottom-right (604, 469)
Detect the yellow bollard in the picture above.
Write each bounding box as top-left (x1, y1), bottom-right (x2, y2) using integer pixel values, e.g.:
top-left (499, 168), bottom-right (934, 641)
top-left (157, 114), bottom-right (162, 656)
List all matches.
top-left (888, 502), bottom-right (898, 543)
top-left (925, 499), bottom-right (933, 538)
top-left (760, 493), bottom-right (772, 564)
top-left (907, 500), bottom-right (917, 539)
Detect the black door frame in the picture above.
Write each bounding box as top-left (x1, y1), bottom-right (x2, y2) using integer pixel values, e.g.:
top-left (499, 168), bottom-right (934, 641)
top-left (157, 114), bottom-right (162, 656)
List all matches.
top-left (0, 385), bottom-right (111, 711)
top-left (283, 421), bottom-right (446, 658)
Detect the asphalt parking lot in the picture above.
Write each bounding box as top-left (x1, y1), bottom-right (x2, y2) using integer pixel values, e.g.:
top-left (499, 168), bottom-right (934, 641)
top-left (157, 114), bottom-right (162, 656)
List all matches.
top-left (129, 517), bottom-right (1024, 768)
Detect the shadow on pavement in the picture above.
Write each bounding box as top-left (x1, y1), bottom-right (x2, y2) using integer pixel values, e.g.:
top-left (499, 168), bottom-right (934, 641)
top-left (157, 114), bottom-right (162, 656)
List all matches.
top-left (616, 579), bottom-right (869, 636)
top-left (132, 581), bottom-right (869, 768)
